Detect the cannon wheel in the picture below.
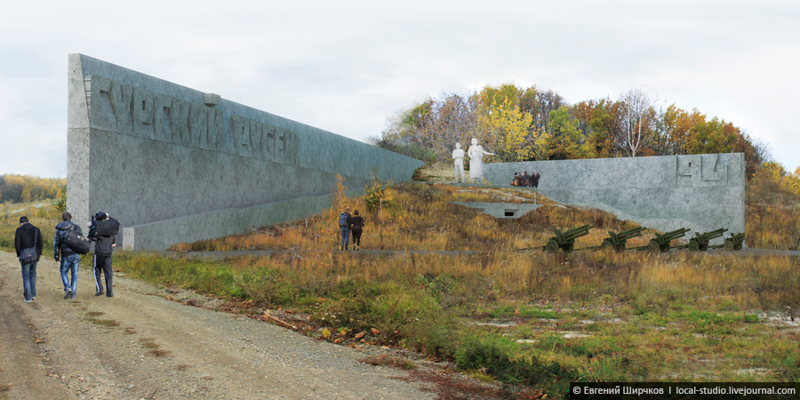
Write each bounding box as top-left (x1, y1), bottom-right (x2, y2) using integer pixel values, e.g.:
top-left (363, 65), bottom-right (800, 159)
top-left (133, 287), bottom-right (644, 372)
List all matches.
top-left (647, 241), bottom-right (660, 253)
top-left (699, 243), bottom-right (709, 251)
top-left (615, 244), bottom-right (626, 253)
top-left (724, 239), bottom-right (734, 251)
top-left (600, 241), bottom-right (614, 251)
top-left (688, 241), bottom-right (700, 252)
top-left (545, 239), bottom-right (559, 253)
top-left (660, 244), bottom-right (670, 253)
top-left (734, 243), bottom-right (743, 251)
top-left (563, 243), bottom-right (574, 253)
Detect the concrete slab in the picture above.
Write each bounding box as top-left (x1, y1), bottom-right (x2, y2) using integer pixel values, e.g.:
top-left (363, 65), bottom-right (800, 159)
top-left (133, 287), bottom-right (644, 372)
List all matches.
top-left (451, 202), bottom-right (542, 218)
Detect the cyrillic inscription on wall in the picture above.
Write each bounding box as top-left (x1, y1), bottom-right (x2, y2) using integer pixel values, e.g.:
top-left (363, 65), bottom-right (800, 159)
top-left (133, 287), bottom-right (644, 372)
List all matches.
top-left (83, 75), bottom-right (298, 165)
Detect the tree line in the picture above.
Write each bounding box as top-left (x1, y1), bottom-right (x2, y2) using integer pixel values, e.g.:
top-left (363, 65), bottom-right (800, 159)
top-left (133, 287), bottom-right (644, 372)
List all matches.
top-left (0, 174), bottom-right (66, 204)
top-left (376, 84), bottom-right (772, 179)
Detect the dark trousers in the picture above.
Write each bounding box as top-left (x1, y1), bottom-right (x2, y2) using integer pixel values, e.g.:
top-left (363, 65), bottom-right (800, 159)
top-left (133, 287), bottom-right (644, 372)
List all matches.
top-left (351, 227), bottom-right (362, 246)
top-left (93, 254), bottom-right (113, 295)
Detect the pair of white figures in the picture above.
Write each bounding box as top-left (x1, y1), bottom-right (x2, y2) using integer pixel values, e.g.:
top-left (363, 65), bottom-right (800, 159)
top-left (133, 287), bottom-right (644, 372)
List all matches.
top-left (452, 138), bottom-right (494, 184)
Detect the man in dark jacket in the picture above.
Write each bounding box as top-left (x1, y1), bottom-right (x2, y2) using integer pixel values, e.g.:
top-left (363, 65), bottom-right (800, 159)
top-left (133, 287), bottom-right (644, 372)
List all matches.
top-left (15, 216), bottom-right (43, 302)
top-left (88, 212), bottom-right (116, 297)
top-left (54, 211), bottom-right (81, 299)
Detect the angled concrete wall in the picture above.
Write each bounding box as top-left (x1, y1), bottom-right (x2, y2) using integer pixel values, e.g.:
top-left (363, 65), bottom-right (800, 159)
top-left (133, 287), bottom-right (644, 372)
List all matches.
top-left (451, 202), bottom-right (542, 219)
top-left (68, 54), bottom-right (422, 250)
top-left (483, 154), bottom-right (745, 242)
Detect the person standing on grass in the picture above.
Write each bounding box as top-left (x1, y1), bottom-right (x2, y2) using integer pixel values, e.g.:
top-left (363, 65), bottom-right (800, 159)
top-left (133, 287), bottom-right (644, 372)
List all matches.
top-left (15, 216), bottom-right (43, 303)
top-left (338, 206), bottom-right (352, 250)
top-left (88, 212), bottom-right (116, 297)
top-left (54, 211), bottom-right (80, 300)
top-left (349, 210), bottom-right (365, 251)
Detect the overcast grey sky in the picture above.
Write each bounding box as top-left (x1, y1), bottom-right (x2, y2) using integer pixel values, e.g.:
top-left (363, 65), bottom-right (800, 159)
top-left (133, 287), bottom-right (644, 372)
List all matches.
top-left (1, 0), bottom-right (798, 178)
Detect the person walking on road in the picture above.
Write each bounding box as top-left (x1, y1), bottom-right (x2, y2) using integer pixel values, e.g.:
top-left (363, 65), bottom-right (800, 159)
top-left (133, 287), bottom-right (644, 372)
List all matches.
top-left (15, 216), bottom-right (43, 303)
top-left (54, 212), bottom-right (81, 300)
top-left (88, 212), bottom-right (117, 297)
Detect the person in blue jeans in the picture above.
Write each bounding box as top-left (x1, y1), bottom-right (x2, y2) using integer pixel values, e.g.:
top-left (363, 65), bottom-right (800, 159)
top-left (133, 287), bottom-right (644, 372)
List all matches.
top-left (338, 207), bottom-right (352, 250)
top-left (54, 212), bottom-right (81, 300)
top-left (14, 216), bottom-right (43, 302)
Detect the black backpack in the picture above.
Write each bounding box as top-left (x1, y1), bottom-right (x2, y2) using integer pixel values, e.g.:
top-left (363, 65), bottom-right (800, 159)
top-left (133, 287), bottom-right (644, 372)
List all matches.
top-left (94, 217), bottom-right (120, 237)
top-left (63, 225), bottom-right (91, 255)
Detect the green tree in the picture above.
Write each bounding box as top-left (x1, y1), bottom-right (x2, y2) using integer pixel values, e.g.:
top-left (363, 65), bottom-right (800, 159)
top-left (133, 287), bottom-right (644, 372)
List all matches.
top-left (685, 116), bottom-right (740, 155)
top-left (545, 106), bottom-right (587, 160)
top-left (572, 99), bottom-right (621, 158)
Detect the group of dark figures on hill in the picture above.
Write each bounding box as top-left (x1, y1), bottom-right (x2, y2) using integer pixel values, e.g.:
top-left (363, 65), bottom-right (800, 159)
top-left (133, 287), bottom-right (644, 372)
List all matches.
top-left (338, 207), bottom-right (366, 250)
top-left (511, 171), bottom-right (540, 188)
top-left (14, 211), bottom-right (118, 303)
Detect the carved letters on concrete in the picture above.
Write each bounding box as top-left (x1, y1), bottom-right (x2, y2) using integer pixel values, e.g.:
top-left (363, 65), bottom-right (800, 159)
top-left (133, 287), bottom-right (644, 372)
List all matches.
top-left (84, 74), bottom-right (298, 164)
top-left (230, 115), bottom-right (298, 165)
top-left (676, 154), bottom-right (728, 186)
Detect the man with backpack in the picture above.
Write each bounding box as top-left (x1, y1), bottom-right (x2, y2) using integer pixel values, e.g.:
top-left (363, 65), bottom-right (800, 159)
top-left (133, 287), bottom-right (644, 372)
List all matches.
top-left (54, 212), bottom-right (81, 300)
top-left (88, 212), bottom-right (117, 297)
top-left (338, 207), bottom-right (352, 250)
top-left (15, 216), bottom-right (43, 302)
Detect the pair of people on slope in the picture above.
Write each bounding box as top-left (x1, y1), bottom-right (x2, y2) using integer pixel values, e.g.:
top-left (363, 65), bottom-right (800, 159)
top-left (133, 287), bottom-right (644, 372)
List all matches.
top-left (51, 211), bottom-right (116, 300)
top-left (338, 207), bottom-right (365, 250)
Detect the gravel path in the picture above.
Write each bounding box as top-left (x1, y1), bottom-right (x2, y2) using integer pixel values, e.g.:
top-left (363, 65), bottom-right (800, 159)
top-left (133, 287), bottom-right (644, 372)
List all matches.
top-left (0, 250), bottom-right (437, 400)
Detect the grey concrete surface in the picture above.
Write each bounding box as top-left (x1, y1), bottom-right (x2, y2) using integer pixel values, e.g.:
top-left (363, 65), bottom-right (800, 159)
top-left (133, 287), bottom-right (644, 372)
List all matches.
top-left (484, 154), bottom-right (744, 244)
top-left (451, 202), bottom-right (542, 218)
top-left (68, 54), bottom-right (422, 250)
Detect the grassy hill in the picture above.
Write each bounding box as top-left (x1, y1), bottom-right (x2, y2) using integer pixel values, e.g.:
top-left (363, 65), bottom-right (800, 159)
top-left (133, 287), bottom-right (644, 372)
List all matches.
top-left (110, 174), bottom-right (799, 398)
top-left (3, 165), bottom-right (799, 398)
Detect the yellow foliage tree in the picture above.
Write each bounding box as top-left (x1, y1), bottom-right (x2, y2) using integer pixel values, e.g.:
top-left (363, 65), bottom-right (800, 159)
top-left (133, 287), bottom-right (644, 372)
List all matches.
top-left (476, 86), bottom-right (538, 162)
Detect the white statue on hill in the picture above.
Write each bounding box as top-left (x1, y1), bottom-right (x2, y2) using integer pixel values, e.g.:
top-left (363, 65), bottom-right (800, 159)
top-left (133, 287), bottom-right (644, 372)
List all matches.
top-left (467, 138), bottom-right (494, 184)
top-left (452, 143), bottom-right (465, 183)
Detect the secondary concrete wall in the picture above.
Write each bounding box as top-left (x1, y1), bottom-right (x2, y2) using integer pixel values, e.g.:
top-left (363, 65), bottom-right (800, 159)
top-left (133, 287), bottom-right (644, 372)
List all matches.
top-left (67, 54), bottom-right (422, 250)
top-left (451, 202), bottom-right (542, 219)
top-left (483, 154), bottom-right (745, 242)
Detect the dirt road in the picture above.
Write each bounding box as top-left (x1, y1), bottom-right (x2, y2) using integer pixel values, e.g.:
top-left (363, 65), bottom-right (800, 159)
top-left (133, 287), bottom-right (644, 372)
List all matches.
top-left (0, 250), bottom-right (435, 400)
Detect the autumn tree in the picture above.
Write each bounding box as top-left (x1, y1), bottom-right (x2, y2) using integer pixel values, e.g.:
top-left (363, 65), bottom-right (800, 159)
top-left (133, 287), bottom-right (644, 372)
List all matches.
top-left (618, 87), bottom-right (657, 157)
top-left (475, 85), bottom-right (538, 161)
top-left (684, 116), bottom-right (740, 155)
top-left (572, 99), bottom-right (622, 158)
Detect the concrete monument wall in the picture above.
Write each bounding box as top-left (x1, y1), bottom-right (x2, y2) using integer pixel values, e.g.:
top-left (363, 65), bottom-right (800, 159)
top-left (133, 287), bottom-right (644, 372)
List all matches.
top-left (483, 154), bottom-right (745, 242)
top-left (67, 54), bottom-right (423, 250)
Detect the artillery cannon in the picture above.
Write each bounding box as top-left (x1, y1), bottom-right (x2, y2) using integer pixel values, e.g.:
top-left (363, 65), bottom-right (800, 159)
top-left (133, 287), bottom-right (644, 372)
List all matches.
top-left (681, 228), bottom-right (728, 251)
top-left (544, 224), bottom-right (593, 253)
top-left (723, 232), bottom-right (745, 251)
top-left (635, 227), bottom-right (691, 253)
top-left (600, 226), bottom-right (647, 253)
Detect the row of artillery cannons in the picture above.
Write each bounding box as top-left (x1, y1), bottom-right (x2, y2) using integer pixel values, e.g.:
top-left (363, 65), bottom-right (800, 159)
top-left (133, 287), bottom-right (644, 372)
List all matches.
top-left (542, 225), bottom-right (745, 254)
